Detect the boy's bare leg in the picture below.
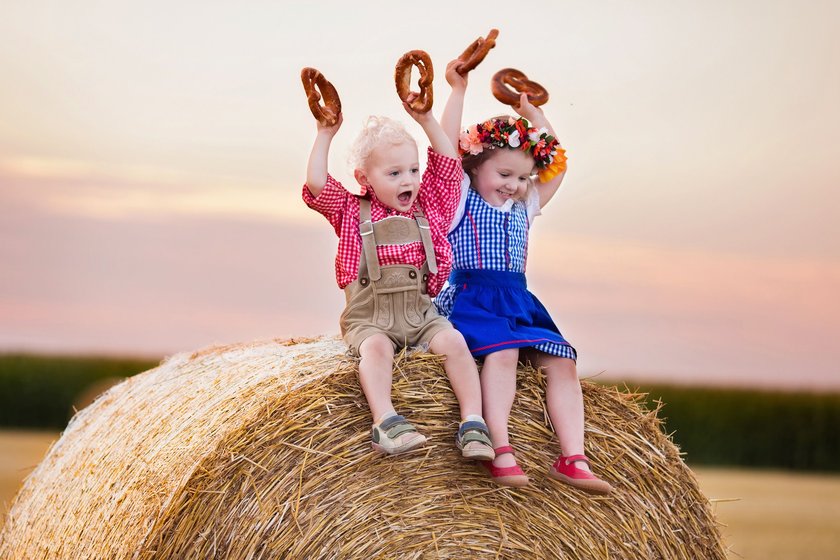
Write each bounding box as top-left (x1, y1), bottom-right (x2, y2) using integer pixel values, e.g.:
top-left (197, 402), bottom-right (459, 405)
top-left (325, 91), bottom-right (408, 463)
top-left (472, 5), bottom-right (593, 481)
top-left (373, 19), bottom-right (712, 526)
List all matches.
top-left (358, 333), bottom-right (396, 422)
top-left (428, 328), bottom-right (482, 418)
top-left (429, 328), bottom-right (494, 460)
top-left (359, 333), bottom-right (426, 454)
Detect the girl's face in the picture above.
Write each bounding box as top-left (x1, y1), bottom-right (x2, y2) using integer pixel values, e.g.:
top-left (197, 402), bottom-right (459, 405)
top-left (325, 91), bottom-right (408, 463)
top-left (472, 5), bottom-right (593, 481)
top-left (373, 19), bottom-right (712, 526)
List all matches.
top-left (355, 141), bottom-right (420, 212)
top-left (471, 148), bottom-right (534, 207)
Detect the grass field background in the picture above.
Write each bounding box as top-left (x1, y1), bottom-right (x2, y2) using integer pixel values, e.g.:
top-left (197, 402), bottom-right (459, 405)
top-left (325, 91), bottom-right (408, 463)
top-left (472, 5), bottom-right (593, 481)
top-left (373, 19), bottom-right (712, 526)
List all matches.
top-left (2, 429), bottom-right (839, 559)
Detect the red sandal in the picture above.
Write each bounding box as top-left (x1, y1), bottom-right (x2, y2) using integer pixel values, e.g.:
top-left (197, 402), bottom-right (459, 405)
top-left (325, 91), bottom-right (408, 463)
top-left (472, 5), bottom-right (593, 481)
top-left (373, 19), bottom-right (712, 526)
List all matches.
top-left (548, 454), bottom-right (612, 495)
top-left (481, 446), bottom-right (529, 487)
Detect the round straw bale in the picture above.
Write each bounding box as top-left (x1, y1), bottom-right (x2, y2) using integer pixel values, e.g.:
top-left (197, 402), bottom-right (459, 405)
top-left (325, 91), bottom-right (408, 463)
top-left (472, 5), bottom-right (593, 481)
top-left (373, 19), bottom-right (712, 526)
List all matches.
top-left (0, 336), bottom-right (725, 559)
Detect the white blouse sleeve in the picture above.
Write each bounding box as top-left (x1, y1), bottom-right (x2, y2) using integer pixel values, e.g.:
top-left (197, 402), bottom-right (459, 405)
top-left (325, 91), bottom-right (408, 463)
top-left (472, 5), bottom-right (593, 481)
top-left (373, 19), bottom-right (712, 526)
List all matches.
top-left (447, 174), bottom-right (472, 234)
top-left (526, 186), bottom-right (542, 225)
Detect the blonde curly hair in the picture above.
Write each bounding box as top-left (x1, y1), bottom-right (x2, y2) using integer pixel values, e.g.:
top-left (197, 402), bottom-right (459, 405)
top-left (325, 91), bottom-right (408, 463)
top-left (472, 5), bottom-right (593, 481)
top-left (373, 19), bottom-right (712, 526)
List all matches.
top-left (348, 116), bottom-right (416, 171)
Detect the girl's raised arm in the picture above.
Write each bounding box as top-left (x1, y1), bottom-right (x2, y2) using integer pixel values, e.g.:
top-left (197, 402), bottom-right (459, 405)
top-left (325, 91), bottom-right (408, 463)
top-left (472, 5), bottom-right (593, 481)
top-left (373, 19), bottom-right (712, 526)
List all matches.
top-left (515, 94), bottom-right (567, 208)
top-left (441, 59), bottom-right (468, 153)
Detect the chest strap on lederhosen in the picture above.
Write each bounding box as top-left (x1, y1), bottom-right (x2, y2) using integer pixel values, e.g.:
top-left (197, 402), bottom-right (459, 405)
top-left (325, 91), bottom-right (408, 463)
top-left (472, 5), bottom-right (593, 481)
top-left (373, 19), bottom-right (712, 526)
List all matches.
top-left (357, 198), bottom-right (438, 284)
top-left (414, 211), bottom-right (438, 275)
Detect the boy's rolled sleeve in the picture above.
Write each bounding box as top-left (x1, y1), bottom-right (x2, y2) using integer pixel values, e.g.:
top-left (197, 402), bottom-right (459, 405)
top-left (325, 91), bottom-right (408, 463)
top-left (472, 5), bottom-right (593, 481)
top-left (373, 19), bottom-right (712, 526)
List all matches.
top-left (302, 174), bottom-right (351, 235)
top-left (419, 148), bottom-right (464, 229)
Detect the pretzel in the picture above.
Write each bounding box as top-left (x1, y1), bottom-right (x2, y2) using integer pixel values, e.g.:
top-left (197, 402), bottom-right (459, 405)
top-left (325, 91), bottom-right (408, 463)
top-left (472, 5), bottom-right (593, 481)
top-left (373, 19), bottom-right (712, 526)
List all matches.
top-left (456, 28), bottom-right (499, 75)
top-left (395, 50), bottom-right (434, 113)
top-left (301, 67), bottom-right (342, 127)
top-left (491, 68), bottom-right (549, 107)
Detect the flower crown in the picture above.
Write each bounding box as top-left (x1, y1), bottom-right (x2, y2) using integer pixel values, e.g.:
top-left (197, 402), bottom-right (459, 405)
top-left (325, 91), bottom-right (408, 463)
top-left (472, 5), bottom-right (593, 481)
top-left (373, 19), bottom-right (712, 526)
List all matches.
top-left (459, 117), bottom-right (567, 182)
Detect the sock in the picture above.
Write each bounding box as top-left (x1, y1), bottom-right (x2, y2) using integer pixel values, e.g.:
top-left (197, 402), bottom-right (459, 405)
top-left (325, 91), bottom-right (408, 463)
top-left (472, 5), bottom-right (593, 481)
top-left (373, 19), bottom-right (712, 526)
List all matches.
top-left (462, 414), bottom-right (485, 425)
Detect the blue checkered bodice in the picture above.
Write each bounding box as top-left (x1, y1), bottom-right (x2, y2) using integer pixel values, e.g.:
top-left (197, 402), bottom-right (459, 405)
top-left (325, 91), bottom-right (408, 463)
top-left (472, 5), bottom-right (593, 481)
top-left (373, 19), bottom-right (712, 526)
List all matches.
top-left (448, 188), bottom-right (529, 272)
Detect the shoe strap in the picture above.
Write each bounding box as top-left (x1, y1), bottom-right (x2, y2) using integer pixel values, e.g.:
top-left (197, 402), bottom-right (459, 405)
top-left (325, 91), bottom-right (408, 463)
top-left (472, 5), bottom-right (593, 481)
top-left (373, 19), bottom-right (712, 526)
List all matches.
top-left (561, 454), bottom-right (590, 466)
top-left (494, 445), bottom-right (516, 456)
top-left (378, 414), bottom-right (407, 431)
top-left (460, 431), bottom-right (492, 446)
top-left (458, 420), bottom-right (489, 436)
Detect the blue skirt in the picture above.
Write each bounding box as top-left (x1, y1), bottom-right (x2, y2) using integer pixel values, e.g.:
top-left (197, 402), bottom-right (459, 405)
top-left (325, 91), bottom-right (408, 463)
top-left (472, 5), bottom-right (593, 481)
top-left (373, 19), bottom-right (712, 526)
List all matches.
top-left (437, 269), bottom-right (577, 360)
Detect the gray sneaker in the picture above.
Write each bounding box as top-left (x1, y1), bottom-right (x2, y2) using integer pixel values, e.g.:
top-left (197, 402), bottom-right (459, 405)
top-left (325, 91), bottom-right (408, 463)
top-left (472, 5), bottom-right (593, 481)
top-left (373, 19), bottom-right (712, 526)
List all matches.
top-left (371, 414), bottom-right (427, 455)
top-left (455, 419), bottom-right (495, 461)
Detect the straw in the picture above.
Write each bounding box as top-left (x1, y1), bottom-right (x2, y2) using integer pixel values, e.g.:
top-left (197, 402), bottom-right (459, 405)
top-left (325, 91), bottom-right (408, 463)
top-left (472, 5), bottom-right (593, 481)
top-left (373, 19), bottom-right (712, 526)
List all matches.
top-left (0, 336), bottom-right (725, 559)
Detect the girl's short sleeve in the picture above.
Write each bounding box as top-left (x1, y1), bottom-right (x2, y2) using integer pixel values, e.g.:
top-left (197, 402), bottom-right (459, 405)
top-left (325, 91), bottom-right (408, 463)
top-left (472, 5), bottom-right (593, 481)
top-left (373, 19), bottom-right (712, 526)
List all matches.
top-left (526, 186), bottom-right (542, 225)
top-left (447, 174), bottom-right (471, 234)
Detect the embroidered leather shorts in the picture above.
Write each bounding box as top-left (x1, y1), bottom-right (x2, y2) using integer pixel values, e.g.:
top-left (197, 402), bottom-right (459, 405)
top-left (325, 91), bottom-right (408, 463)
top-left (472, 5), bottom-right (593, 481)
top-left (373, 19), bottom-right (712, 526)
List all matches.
top-left (340, 264), bottom-right (451, 356)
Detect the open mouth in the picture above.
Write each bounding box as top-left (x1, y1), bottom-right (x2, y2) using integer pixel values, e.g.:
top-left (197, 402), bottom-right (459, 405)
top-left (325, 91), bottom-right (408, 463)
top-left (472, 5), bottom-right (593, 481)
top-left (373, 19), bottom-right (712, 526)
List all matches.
top-left (398, 191), bottom-right (413, 204)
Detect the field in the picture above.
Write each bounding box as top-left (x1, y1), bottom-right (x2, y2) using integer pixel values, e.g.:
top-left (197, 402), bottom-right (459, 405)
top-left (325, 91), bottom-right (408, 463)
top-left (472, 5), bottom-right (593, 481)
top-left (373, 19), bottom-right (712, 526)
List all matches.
top-left (694, 468), bottom-right (840, 559)
top-left (2, 430), bottom-right (839, 558)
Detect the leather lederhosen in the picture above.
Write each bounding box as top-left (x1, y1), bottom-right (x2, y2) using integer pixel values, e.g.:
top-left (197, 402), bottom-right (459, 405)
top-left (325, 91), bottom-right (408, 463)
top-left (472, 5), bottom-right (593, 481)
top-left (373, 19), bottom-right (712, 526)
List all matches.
top-left (340, 199), bottom-right (451, 355)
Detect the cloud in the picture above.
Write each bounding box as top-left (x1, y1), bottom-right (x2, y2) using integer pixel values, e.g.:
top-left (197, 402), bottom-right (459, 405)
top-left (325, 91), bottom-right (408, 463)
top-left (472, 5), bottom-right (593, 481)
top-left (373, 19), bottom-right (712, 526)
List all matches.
top-left (0, 156), bottom-right (310, 222)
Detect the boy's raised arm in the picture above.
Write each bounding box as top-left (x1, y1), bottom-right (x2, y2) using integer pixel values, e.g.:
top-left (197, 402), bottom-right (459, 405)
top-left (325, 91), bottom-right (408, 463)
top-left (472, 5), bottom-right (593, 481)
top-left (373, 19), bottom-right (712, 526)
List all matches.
top-left (305, 115), bottom-right (343, 197)
top-left (403, 95), bottom-right (457, 160)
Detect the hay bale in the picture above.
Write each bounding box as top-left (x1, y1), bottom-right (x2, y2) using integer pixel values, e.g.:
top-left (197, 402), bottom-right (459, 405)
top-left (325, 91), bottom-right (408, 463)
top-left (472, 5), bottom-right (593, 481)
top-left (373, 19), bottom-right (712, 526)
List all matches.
top-left (0, 336), bottom-right (725, 559)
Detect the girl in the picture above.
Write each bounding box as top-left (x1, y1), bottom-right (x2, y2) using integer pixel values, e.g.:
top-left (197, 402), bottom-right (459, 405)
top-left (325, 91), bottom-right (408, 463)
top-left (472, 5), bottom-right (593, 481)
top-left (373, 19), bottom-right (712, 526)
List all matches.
top-left (303, 93), bottom-right (494, 462)
top-left (436, 61), bottom-right (612, 494)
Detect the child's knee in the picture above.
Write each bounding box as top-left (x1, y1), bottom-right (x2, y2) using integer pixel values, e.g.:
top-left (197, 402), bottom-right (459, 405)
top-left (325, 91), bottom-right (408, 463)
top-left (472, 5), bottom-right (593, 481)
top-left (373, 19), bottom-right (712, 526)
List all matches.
top-left (429, 327), bottom-right (468, 355)
top-left (484, 348), bottom-right (519, 369)
top-left (359, 334), bottom-right (395, 362)
top-left (544, 356), bottom-right (577, 379)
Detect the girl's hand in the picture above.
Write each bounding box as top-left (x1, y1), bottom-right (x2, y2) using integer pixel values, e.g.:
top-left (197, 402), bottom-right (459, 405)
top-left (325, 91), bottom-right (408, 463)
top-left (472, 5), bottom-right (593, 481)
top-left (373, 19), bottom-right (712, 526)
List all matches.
top-left (445, 59), bottom-right (468, 91)
top-left (513, 93), bottom-right (543, 123)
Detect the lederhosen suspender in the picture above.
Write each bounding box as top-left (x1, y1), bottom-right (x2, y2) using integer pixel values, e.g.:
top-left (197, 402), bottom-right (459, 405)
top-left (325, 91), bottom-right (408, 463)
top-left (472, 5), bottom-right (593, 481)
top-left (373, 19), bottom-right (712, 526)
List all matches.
top-left (357, 198), bottom-right (437, 285)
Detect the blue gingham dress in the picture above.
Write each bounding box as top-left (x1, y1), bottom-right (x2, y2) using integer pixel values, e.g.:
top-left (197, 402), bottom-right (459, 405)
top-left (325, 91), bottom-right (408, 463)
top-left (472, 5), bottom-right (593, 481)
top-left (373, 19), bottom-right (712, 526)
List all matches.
top-left (435, 187), bottom-right (576, 359)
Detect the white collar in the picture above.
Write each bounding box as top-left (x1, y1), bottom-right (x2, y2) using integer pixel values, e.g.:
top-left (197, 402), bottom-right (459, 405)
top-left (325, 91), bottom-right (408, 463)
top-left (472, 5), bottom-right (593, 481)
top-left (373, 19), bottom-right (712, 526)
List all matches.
top-left (486, 197), bottom-right (515, 213)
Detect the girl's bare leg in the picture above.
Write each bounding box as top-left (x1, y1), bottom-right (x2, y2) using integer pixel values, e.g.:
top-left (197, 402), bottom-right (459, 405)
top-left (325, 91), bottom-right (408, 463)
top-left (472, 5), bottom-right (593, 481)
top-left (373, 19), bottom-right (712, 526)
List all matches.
top-left (479, 348), bottom-right (520, 468)
top-left (527, 350), bottom-right (590, 472)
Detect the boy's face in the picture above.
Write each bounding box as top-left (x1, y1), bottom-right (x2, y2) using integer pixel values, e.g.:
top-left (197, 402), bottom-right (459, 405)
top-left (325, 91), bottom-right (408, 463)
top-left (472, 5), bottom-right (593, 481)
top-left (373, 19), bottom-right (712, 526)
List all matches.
top-left (472, 148), bottom-right (533, 207)
top-left (355, 141), bottom-right (421, 212)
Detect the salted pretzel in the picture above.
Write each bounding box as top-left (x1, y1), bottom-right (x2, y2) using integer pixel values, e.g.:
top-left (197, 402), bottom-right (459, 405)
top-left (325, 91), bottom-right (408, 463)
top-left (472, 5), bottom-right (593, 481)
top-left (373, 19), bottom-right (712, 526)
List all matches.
top-left (491, 68), bottom-right (549, 107)
top-left (395, 50), bottom-right (434, 113)
top-left (301, 67), bottom-right (342, 127)
top-left (456, 28), bottom-right (499, 75)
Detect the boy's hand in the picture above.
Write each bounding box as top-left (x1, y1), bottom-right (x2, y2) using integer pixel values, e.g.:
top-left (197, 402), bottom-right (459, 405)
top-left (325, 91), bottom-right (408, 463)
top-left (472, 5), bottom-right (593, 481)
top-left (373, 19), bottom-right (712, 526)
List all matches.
top-left (445, 59), bottom-right (468, 91)
top-left (403, 93), bottom-right (433, 124)
top-left (316, 112), bottom-right (343, 136)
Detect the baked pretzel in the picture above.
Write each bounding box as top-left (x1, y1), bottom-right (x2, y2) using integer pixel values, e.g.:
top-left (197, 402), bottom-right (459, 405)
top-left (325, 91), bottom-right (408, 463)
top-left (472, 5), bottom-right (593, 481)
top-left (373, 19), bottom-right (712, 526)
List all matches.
top-left (457, 28), bottom-right (499, 75)
top-left (395, 50), bottom-right (434, 113)
top-left (301, 67), bottom-right (342, 127)
top-left (491, 68), bottom-right (549, 107)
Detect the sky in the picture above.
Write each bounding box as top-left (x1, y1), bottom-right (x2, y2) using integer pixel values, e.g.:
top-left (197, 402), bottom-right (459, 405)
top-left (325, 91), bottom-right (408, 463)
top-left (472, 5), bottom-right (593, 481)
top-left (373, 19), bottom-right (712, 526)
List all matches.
top-left (1, 1), bottom-right (838, 390)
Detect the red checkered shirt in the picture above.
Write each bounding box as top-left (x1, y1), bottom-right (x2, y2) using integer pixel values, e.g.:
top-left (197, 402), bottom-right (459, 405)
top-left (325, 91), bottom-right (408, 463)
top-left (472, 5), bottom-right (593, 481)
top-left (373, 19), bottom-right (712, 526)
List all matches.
top-left (303, 147), bottom-right (463, 296)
